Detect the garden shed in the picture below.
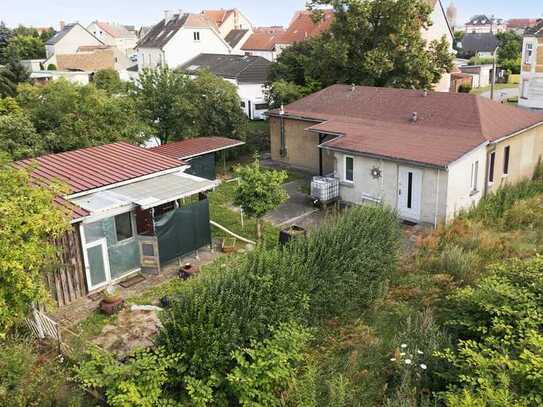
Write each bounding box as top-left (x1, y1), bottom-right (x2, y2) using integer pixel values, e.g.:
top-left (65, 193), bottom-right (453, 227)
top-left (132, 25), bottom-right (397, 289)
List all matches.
top-left (17, 142), bottom-right (219, 305)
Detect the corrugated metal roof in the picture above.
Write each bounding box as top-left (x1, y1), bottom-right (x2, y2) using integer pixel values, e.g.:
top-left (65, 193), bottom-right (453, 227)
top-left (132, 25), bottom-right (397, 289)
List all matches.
top-left (150, 137), bottom-right (245, 160)
top-left (16, 142), bottom-right (186, 196)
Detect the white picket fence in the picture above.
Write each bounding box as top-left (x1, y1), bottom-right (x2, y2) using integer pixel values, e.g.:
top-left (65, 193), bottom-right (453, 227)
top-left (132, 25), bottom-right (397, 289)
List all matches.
top-left (25, 307), bottom-right (63, 350)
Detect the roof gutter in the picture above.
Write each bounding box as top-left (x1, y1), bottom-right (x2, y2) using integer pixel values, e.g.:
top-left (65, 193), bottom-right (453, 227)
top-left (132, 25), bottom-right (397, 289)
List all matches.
top-left (266, 111), bottom-right (325, 123)
top-left (490, 121), bottom-right (543, 145)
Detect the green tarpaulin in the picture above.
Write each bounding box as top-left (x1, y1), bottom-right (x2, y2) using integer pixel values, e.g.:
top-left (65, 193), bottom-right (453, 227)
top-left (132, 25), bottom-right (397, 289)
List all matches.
top-left (155, 199), bottom-right (212, 264)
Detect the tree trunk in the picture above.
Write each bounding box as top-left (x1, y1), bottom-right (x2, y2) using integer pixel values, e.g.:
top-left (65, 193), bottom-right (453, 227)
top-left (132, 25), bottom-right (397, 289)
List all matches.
top-left (256, 218), bottom-right (262, 242)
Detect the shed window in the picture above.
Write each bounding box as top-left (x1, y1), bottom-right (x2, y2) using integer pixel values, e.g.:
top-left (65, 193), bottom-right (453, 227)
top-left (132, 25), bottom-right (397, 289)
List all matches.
top-left (525, 43), bottom-right (533, 64)
top-left (255, 103), bottom-right (269, 110)
top-left (344, 156), bottom-right (354, 182)
top-left (115, 212), bottom-right (133, 242)
top-left (193, 31), bottom-right (200, 41)
top-left (503, 146), bottom-right (510, 175)
top-left (488, 152), bottom-right (495, 183)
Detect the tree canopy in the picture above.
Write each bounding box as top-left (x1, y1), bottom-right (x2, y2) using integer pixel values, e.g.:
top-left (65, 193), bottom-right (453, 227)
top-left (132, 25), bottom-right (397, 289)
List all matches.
top-left (134, 67), bottom-right (247, 144)
top-left (496, 31), bottom-right (522, 74)
top-left (268, 0), bottom-right (454, 105)
top-left (16, 79), bottom-right (148, 154)
top-left (0, 157), bottom-right (70, 336)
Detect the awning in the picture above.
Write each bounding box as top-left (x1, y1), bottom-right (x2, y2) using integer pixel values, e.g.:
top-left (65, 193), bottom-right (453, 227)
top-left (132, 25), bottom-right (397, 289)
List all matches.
top-left (70, 171), bottom-right (219, 216)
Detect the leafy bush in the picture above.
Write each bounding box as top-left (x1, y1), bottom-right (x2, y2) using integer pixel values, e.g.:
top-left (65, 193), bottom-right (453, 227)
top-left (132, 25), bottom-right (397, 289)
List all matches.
top-left (75, 347), bottom-right (182, 406)
top-left (158, 205), bottom-right (401, 402)
top-left (47, 63), bottom-right (57, 70)
top-left (457, 84), bottom-right (472, 93)
top-left (227, 322), bottom-right (312, 406)
top-left (0, 337), bottom-right (86, 406)
top-left (437, 256), bottom-right (543, 405)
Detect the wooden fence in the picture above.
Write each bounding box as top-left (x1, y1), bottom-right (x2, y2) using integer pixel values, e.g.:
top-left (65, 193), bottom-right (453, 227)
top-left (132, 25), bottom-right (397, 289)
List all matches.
top-left (46, 226), bottom-right (88, 307)
top-left (25, 307), bottom-right (63, 350)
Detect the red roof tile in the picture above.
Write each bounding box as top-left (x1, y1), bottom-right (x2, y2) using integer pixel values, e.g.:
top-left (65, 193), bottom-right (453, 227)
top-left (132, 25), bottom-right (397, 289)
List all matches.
top-left (276, 10), bottom-right (334, 45)
top-left (150, 137), bottom-right (245, 160)
top-left (271, 85), bottom-right (543, 168)
top-left (242, 31), bottom-right (281, 51)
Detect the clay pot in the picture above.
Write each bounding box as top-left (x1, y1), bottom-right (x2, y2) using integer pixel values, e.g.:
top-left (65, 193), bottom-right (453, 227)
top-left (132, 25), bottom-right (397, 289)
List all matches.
top-left (179, 263), bottom-right (199, 280)
top-left (100, 297), bottom-right (124, 315)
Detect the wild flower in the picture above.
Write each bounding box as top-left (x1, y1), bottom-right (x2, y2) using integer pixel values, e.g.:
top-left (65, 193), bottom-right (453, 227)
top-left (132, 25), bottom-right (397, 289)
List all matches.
top-left (405, 359), bottom-right (412, 365)
top-left (420, 364), bottom-right (427, 370)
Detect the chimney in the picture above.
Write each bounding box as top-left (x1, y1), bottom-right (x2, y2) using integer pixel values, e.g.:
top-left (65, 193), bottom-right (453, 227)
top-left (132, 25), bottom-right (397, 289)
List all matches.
top-left (351, 83), bottom-right (356, 92)
top-left (411, 112), bottom-right (418, 123)
top-left (59, 20), bottom-right (65, 30)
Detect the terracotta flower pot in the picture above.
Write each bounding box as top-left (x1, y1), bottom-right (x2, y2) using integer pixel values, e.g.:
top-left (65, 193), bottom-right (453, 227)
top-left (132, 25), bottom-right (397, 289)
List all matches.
top-left (100, 297), bottom-right (124, 315)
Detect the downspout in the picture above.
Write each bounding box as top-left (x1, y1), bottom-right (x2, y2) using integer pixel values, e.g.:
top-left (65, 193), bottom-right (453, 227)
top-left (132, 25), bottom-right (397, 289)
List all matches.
top-left (434, 169), bottom-right (440, 228)
top-left (483, 146), bottom-right (491, 197)
top-left (279, 106), bottom-right (286, 158)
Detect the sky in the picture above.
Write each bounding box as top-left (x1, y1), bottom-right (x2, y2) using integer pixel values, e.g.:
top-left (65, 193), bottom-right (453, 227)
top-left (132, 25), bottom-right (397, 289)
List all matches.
top-left (1, 0), bottom-right (542, 30)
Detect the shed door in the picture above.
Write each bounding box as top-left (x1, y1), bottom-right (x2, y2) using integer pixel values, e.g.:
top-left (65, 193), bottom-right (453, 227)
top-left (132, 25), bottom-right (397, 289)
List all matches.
top-left (85, 239), bottom-right (111, 291)
top-left (398, 167), bottom-right (422, 222)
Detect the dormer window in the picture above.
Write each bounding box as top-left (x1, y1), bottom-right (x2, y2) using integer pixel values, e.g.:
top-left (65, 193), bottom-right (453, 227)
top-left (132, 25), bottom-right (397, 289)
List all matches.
top-left (193, 31), bottom-right (200, 41)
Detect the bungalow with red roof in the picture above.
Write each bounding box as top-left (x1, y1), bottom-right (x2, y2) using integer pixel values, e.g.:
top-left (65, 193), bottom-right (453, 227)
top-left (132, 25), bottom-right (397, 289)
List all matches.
top-left (17, 142), bottom-right (219, 303)
top-left (268, 85), bottom-right (543, 225)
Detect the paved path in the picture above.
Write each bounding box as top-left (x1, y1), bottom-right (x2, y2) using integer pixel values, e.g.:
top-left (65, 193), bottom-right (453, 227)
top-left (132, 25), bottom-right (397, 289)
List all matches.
top-left (479, 86), bottom-right (518, 102)
top-left (265, 179), bottom-right (317, 226)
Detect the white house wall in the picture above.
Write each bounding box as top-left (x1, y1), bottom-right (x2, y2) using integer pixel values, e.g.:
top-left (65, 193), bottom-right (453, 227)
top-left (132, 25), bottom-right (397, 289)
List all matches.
top-left (137, 47), bottom-right (164, 70)
top-left (238, 83), bottom-right (268, 119)
top-left (48, 25), bottom-right (103, 58)
top-left (333, 152), bottom-right (448, 225)
top-left (445, 144), bottom-right (487, 220)
top-left (244, 50), bottom-right (276, 61)
top-left (163, 28), bottom-right (231, 68)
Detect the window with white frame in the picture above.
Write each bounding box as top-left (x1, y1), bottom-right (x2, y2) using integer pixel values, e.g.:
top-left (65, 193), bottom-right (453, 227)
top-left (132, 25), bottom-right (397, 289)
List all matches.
top-left (193, 31), bottom-right (201, 41)
top-left (524, 43), bottom-right (533, 64)
top-left (470, 160), bottom-right (479, 192)
top-left (344, 156), bottom-right (354, 182)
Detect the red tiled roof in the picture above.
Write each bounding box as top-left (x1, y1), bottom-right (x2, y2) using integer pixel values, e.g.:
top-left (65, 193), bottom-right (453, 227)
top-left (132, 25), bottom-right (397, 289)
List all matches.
top-left (201, 9), bottom-right (235, 27)
top-left (150, 137), bottom-right (245, 160)
top-left (95, 21), bottom-right (132, 38)
top-left (276, 10), bottom-right (334, 45)
top-left (242, 31), bottom-right (281, 51)
top-left (507, 19), bottom-right (539, 28)
top-left (271, 85), bottom-right (543, 168)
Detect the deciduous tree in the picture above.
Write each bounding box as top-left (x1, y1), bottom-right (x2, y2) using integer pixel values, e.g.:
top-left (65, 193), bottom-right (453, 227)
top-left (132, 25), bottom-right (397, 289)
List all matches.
top-left (234, 159), bottom-right (288, 240)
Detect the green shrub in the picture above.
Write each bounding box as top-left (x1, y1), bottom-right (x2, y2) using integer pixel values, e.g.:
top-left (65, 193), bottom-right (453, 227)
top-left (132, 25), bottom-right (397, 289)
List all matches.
top-left (158, 205), bottom-right (401, 402)
top-left (227, 322), bottom-right (312, 406)
top-left (437, 256), bottom-right (543, 405)
top-left (75, 347), bottom-right (182, 406)
top-left (457, 84), bottom-right (472, 93)
top-left (47, 63), bottom-right (57, 70)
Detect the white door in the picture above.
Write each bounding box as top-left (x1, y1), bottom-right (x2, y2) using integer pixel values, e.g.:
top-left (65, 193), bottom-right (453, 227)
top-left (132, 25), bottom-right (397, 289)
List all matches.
top-left (84, 238), bottom-right (111, 291)
top-left (398, 166), bottom-right (423, 222)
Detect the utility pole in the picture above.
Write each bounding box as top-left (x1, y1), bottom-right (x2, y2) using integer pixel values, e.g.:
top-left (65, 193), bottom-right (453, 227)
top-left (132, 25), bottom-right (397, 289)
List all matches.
top-left (490, 46), bottom-right (500, 101)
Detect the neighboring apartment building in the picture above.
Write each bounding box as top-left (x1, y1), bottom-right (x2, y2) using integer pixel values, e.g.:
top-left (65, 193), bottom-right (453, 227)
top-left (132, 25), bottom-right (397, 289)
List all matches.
top-left (180, 53), bottom-right (272, 119)
top-left (268, 85), bottom-right (543, 225)
top-left (465, 15), bottom-right (506, 34)
top-left (519, 20), bottom-right (543, 110)
top-left (87, 21), bottom-right (138, 56)
top-left (241, 27), bottom-right (285, 61)
top-left (137, 9), bottom-right (254, 71)
top-left (45, 23), bottom-right (103, 59)
top-left (456, 33), bottom-right (498, 58)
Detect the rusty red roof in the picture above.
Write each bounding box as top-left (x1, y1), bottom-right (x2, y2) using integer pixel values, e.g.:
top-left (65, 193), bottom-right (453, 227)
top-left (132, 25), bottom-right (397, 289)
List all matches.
top-left (17, 142), bottom-right (186, 195)
top-left (150, 137), bottom-right (245, 160)
top-left (276, 10), bottom-right (334, 45)
top-left (270, 85), bottom-right (543, 168)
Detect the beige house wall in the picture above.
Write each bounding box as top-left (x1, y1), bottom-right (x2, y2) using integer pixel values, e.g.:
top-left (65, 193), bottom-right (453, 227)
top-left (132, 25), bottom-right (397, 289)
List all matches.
top-left (487, 124), bottom-right (543, 193)
top-left (269, 116), bottom-right (334, 174)
top-left (333, 151), bottom-right (449, 225)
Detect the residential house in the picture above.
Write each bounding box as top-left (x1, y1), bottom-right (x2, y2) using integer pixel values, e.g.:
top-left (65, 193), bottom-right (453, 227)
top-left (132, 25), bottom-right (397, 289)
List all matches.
top-left (180, 53), bottom-right (272, 119)
top-left (420, 0), bottom-right (455, 92)
top-left (201, 9), bottom-right (253, 51)
top-left (268, 85), bottom-right (543, 225)
top-left (458, 64), bottom-right (495, 88)
top-left (465, 15), bottom-right (506, 34)
top-left (30, 70), bottom-right (93, 85)
top-left (43, 45), bottom-right (132, 80)
top-left (87, 21), bottom-right (138, 56)
top-left (45, 23), bottom-right (103, 59)
top-left (241, 27), bottom-right (286, 61)
top-left (519, 20), bottom-right (543, 109)
top-left (151, 137), bottom-right (245, 180)
top-left (456, 32), bottom-right (498, 58)
top-left (16, 142), bottom-right (219, 305)
top-left (507, 19), bottom-right (541, 35)
top-left (136, 11), bottom-right (234, 70)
